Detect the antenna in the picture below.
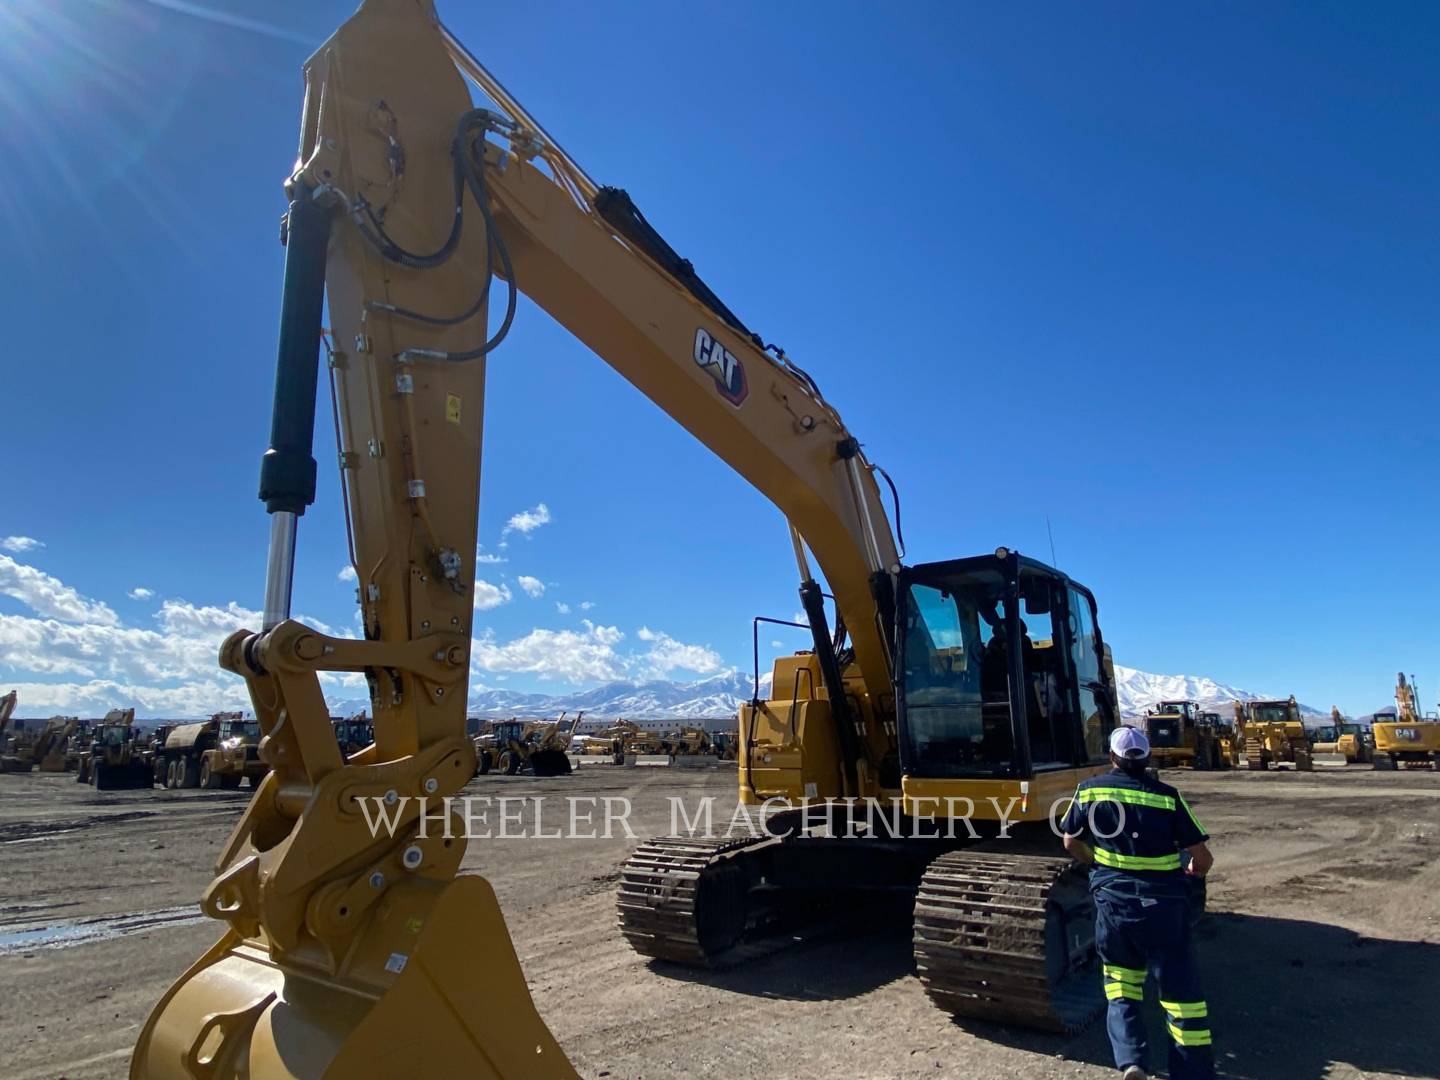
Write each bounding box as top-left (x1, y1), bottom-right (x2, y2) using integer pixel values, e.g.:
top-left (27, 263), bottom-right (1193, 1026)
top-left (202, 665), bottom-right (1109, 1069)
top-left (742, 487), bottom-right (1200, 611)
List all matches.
top-left (1045, 515), bottom-right (1058, 567)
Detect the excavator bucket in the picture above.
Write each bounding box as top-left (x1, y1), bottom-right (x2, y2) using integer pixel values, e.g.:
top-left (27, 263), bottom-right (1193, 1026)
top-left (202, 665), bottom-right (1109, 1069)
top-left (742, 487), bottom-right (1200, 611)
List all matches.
top-left (133, 875), bottom-right (574, 1078)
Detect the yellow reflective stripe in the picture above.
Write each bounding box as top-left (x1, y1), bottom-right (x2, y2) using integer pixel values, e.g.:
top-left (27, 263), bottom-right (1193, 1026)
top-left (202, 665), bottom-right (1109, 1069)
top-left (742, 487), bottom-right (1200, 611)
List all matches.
top-left (1103, 964), bottom-right (1146, 983)
top-left (1167, 1021), bottom-right (1212, 1046)
top-left (1177, 793), bottom-right (1206, 835)
top-left (1105, 982), bottom-right (1143, 1001)
top-left (1079, 786), bottom-right (1176, 810)
top-left (1093, 848), bottom-right (1182, 871)
top-left (1162, 1000), bottom-right (1209, 1018)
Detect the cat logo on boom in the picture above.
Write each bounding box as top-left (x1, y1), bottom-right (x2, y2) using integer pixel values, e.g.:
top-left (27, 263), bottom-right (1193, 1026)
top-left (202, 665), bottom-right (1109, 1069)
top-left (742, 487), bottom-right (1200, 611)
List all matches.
top-left (693, 327), bottom-right (748, 406)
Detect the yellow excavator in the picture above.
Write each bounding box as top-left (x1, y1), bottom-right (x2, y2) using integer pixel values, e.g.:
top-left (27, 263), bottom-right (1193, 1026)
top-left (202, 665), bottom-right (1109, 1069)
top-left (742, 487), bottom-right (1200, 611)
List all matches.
top-left (134, 3), bottom-right (1122, 1073)
top-left (1, 714), bottom-right (79, 773)
top-left (0, 690), bottom-right (15, 744)
top-left (1374, 673), bottom-right (1440, 770)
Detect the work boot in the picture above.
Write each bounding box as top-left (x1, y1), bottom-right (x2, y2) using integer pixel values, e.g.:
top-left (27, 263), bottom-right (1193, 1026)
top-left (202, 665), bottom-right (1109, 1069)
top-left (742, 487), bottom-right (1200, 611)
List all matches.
top-left (1120, 1067), bottom-right (1148, 1080)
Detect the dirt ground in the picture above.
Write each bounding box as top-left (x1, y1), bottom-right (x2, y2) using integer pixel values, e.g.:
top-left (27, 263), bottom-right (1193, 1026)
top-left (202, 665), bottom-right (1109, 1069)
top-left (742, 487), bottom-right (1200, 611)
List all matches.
top-left (2, 763), bottom-right (1437, 1079)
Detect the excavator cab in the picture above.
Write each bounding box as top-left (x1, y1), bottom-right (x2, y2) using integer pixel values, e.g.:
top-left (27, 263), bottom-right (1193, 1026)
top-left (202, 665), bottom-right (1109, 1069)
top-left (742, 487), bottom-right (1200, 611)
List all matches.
top-left (896, 550), bottom-right (1116, 781)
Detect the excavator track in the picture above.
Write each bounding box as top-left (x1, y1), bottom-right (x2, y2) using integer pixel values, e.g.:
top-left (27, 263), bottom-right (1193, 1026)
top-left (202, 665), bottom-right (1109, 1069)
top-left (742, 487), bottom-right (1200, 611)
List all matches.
top-left (913, 849), bottom-right (1101, 1034)
top-left (617, 835), bottom-right (785, 967)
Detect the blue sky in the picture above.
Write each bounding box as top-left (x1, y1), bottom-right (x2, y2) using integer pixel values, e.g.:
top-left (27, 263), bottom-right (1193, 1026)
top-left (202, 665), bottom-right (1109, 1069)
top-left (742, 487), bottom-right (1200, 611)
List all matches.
top-left (1, 0), bottom-right (1436, 716)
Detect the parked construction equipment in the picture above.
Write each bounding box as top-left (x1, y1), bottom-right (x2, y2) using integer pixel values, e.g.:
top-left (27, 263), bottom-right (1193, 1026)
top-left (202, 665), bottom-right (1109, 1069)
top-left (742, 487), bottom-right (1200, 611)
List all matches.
top-left (136, 5), bottom-right (1131, 1072)
top-left (0, 690), bottom-right (17, 748)
top-left (1310, 707), bottom-right (1373, 766)
top-left (1234, 697), bottom-right (1313, 771)
top-left (74, 709), bottom-right (153, 789)
top-left (333, 712), bottom-right (375, 756)
top-left (158, 712), bottom-right (267, 789)
top-left (1140, 700), bottom-right (1230, 770)
top-left (477, 713), bottom-right (584, 776)
top-left (1, 716), bottom-right (78, 773)
top-left (1373, 673), bottom-right (1440, 770)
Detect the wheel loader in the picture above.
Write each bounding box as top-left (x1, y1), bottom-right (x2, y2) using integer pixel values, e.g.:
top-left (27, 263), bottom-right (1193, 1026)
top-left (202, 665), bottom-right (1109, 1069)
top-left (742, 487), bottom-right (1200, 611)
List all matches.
top-left (157, 712), bottom-right (268, 789)
top-left (1373, 673), bottom-right (1440, 770)
top-left (1139, 699), bottom-right (1230, 770)
top-left (1234, 697), bottom-right (1313, 771)
top-left (476, 713), bottom-right (582, 776)
top-left (135, 4), bottom-right (1131, 1072)
top-left (74, 709), bottom-right (154, 789)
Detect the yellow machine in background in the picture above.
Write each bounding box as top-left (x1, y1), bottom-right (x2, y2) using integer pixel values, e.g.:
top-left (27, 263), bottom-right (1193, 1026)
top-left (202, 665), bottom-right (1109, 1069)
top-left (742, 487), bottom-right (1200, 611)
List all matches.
top-left (135, 3), bottom-right (1125, 1073)
top-left (332, 712), bottom-right (375, 757)
top-left (1235, 697), bottom-right (1313, 771)
top-left (2, 715), bottom-right (79, 773)
top-left (1373, 673), bottom-right (1440, 770)
top-left (158, 712), bottom-right (268, 789)
top-left (0, 690), bottom-right (17, 749)
top-left (1140, 700), bottom-right (1230, 770)
top-left (75, 709), bottom-right (153, 789)
top-left (1311, 707), bottom-right (1373, 766)
top-left (476, 712), bottom-right (583, 776)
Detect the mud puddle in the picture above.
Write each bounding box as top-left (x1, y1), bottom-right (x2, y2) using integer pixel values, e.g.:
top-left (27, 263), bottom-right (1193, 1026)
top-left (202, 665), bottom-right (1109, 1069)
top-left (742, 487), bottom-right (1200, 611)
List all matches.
top-left (0, 905), bottom-right (207, 954)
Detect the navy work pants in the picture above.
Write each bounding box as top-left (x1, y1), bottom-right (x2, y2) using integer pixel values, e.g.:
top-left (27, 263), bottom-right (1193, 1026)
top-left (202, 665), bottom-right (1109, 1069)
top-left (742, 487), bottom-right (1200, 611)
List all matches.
top-left (1096, 887), bottom-right (1214, 1080)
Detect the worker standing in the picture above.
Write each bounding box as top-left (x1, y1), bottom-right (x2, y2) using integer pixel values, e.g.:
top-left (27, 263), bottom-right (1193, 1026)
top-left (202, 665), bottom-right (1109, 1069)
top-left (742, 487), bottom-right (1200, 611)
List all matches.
top-left (1060, 727), bottom-right (1215, 1080)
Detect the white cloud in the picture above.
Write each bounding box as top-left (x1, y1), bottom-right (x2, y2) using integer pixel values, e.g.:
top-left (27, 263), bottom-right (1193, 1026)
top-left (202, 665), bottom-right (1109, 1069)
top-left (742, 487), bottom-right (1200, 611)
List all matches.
top-left (516, 575), bottom-right (545, 598)
top-left (338, 565), bottom-right (358, 582)
top-left (555, 601), bottom-right (571, 614)
top-left (2, 536), bottom-right (44, 553)
top-left (635, 626), bottom-right (723, 678)
top-left (473, 579), bottom-right (513, 611)
top-left (0, 555), bottom-right (118, 625)
top-left (501, 502), bottom-right (551, 538)
top-left (771, 639), bottom-right (784, 648)
top-left (475, 552), bottom-right (506, 565)
top-left (580, 600), bottom-right (595, 611)
top-left (129, 587), bottom-right (154, 600)
top-left (4, 678), bottom-right (250, 716)
top-left (472, 620), bottom-right (626, 684)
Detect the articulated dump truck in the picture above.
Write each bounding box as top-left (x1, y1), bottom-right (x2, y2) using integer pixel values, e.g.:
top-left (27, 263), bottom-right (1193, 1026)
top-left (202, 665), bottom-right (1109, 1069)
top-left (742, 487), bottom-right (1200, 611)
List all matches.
top-left (1234, 697), bottom-right (1312, 771)
top-left (158, 712), bottom-right (268, 789)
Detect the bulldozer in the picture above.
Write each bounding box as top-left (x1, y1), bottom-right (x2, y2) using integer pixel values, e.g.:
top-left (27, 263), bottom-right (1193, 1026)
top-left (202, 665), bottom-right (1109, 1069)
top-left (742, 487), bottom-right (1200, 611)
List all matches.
top-left (1310, 707), bottom-right (1373, 766)
top-left (75, 709), bottom-right (154, 789)
top-left (135, 4), bottom-right (1129, 1073)
top-left (1234, 697), bottom-right (1313, 771)
top-left (1139, 700), bottom-right (1230, 770)
top-left (1, 715), bottom-right (79, 773)
top-left (157, 712), bottom-right (268, 789)
top-left (1373, 673), bottom-right (1440, 770)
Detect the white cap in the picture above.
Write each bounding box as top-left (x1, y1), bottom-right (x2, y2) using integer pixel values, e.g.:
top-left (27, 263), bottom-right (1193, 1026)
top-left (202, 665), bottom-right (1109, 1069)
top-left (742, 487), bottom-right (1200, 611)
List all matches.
top-left (1110, 726), bottom-right (1150, 758)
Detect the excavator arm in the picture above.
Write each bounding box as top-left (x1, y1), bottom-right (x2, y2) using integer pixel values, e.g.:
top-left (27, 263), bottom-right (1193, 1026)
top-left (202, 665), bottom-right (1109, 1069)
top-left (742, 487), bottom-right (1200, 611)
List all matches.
top-left (134, 2), bottom-right (899, 1075)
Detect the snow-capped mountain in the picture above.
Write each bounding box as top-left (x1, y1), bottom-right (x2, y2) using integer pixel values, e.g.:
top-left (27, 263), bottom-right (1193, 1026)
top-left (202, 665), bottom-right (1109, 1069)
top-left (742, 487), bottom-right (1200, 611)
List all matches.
top-left (325, 664), bottom-right (1312, 722)
top-left (1112, 664), bottom-right (1321, 719)
top-left (328, 670), bottom-right (771, 722)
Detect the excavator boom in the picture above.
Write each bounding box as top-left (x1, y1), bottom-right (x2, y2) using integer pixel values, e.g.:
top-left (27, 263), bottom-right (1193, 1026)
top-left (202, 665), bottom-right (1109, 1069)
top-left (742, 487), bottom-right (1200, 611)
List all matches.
top-left (136, 1), bottom-right (1122, 1073)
